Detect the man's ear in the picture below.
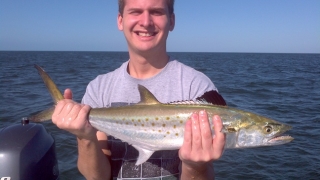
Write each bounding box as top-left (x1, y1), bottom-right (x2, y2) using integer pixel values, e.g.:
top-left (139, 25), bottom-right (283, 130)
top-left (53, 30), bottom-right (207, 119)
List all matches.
top-left (117, 13), bottom-right (124, 31)
top-left (169, 13), bottom-right (175, 31)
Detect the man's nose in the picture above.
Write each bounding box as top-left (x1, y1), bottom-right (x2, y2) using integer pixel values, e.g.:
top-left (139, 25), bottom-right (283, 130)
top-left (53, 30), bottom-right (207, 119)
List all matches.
top-left (140, 12), bottom-right (153, 27)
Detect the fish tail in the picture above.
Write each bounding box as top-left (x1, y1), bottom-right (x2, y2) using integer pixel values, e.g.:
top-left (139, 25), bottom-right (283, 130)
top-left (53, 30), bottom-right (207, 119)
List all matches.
top-left (29, 106), bottom-right (55, 122)
top-left (34, 64), bottom-right (64, 103)
top-left (29, 65), bottom-right (64, 122)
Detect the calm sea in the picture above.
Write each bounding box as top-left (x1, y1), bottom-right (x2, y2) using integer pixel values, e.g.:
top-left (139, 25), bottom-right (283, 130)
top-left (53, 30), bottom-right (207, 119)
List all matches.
top-left (0, 51), bottom-right (319, 179)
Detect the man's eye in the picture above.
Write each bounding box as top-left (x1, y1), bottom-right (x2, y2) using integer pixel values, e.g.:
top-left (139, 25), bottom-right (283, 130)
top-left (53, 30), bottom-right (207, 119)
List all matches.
top-left (151, 10), bottom-right (164, 16)
top-left (153, 12), bottom-right (162, 15)
top-left (129, 11), bottom-right (141, 15)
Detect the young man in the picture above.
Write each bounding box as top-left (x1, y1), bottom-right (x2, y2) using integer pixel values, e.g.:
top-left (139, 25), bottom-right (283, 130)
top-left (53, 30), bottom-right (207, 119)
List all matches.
top-left (52, 0), bottom-right (226, 179)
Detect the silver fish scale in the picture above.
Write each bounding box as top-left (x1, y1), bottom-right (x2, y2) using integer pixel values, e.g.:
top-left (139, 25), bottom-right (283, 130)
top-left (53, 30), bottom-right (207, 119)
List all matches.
top-left (88, 103), bottom-right (267, 150)
top-left (88, 104), bottom-right (247, 150)
top-left (89, 108), bottom-right (193, 151)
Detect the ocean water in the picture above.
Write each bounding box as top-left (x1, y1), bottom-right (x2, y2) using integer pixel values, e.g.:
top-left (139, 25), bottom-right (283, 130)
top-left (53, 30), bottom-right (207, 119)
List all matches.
top-left (0, 51), bottom-right (319, 179)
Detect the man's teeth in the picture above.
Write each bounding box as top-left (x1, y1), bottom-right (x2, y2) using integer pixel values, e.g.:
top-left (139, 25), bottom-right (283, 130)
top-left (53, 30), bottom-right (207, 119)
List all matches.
top-left (138, 32), bottom-right (154, 37)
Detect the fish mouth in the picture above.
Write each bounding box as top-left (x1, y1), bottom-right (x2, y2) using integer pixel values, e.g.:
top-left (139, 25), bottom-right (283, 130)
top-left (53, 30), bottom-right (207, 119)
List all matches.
top-left (267, 123), bottom-right (293, 145)
top-left (268, 135), bottom-right (294, 145)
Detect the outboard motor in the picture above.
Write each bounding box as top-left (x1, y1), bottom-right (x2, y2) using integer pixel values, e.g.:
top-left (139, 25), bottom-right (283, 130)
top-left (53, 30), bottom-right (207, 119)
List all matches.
top-left (0, 118), bottom-right (59, 180)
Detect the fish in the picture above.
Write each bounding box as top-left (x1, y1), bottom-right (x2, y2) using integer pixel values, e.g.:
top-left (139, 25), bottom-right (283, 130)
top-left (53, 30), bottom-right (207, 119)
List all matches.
top-left (29, 65), bottom-right (293, 165)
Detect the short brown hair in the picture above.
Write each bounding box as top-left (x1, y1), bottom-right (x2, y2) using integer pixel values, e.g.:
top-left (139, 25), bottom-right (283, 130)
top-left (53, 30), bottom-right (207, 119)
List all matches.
top-left (118, 0), bottom-right (175, 16)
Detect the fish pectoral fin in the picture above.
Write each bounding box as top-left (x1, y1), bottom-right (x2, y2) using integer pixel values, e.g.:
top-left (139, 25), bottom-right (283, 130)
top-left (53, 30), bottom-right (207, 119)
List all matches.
top-left (221, 125), bottom-right (238, 133)
top-left (132, 145), bottom-right (154, 165)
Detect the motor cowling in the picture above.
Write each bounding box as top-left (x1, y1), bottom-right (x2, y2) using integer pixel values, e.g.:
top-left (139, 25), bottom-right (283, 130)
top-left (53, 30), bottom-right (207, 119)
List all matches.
top-left (0, 119), bottom-right (59, 180)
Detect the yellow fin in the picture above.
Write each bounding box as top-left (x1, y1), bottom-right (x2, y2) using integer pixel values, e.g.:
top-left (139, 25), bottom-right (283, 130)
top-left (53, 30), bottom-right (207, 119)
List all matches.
top-left (29, 106), bottom-right (55, 122)
top-left (34, 65), bottom-right (64, 104)
top-left (137, 85), bottom-right (161, 105)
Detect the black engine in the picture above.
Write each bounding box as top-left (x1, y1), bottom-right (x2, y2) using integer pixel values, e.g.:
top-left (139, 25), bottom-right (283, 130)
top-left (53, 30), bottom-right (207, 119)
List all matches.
top-left (0, 119), bottom-right (59, 180)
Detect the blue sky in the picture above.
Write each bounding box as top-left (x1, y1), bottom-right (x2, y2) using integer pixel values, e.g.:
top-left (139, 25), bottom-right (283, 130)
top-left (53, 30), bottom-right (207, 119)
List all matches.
top-left (0, 0), bottom-right (319, 53)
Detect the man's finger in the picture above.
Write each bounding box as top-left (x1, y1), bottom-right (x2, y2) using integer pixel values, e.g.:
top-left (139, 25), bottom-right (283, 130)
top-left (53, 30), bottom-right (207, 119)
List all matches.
top-left (191, 112), bottom-right (202, 151)
top-left (182, 119), bottom-right (192, 150)
top-left (180, 119), bottom-right (192, 159)
top-left (199, 110), bottom-right (213, 150)
top-left (212, 115), bottom-right (225, 158)
top-left (52, 100), bottom-right (68, 124)
top-left (68, 104), bottom-right (83, 124)
top-left (64, 88), bottom-right (73, 99)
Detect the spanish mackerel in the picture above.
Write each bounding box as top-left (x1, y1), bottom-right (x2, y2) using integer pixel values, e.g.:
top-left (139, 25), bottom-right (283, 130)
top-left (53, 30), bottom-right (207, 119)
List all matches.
top-left (30, 65), bottom-right (293, 165)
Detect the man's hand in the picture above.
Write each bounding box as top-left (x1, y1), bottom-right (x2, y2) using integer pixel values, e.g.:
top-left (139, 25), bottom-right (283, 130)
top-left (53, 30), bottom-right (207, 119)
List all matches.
top-left (52, 88), bottom-right (96, 140)
top-left (179, 110), bottom-right (226, 178)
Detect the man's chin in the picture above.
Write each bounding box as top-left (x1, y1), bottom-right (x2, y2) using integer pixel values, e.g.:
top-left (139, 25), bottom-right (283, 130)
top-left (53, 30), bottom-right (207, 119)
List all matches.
top-left (132, 45), bottom-right (159, 53)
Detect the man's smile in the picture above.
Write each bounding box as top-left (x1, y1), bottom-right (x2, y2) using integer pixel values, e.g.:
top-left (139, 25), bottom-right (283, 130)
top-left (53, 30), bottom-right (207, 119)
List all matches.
top-left (135, 32), bottom-right (157, 37)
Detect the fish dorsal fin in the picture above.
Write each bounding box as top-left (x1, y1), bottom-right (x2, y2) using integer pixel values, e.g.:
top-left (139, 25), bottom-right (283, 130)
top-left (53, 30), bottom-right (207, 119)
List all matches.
top-left (137, 85), bottom-right (161, 105)
top-left (132, 145), bottom-right (155, 165)
top-left (196, 90), bottom-right (227, 106)
top-left (34, 64), bottom-right (64, 104)
top-left (168, 100), bottom-right (212, 105)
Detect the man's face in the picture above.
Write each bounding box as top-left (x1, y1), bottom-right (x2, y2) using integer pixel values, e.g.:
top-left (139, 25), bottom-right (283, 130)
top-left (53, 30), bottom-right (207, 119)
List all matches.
top-left (117, 0), bottom-right (175, 54)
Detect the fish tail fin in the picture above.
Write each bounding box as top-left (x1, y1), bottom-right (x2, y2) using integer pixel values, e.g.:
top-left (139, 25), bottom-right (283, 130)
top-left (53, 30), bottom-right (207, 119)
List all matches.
top-left (29, 106), bottom-right (55, 122)
top-left (34, 64), bottom-right (64, 103)
top-left (29, 65), bottom-right (64, 122)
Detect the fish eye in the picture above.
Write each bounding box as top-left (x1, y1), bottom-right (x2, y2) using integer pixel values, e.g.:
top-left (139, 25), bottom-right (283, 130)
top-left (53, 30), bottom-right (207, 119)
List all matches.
top-left (264, 126), bottom-right (272, 133)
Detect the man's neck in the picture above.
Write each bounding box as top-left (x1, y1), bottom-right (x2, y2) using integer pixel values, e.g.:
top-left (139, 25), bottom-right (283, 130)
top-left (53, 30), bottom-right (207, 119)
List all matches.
top-left (127, 51), bottom-right (169, 79)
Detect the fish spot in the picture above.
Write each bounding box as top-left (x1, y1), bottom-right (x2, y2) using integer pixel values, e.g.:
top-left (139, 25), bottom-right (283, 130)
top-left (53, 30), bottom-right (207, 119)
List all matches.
top-left (126, 122), bottom-right (128, 125)
top-left (132, 119), bottom-right (134, 122)
top-left (166, 117), bottom-right (170, 120)
top-left (122, 118), bottom-right (126, 121)
top-left (152, 123), bottom-right (155, 126)
top-left (138, 119), bottom-right (141, 122)
top-left (173, 125), bottom-right (176, 129)
top-left (167, 131), bottom-right (170, 134)
top-left (162, 124), bottom-right (166, 127)
top-left (142, 124), bottom-right (145, 127)
top-left (175, 133), bottom-right (179, 136)
top-left (176, 116), bottom-right (180, 119)
top-left (180, 120), bottom-right (183, 124)
top-left (155, 117), bottom-right (159, 121)
top-left (134, 124), bottom-right (137, 126)
top-left (158, 130), bottom-right (162, 132)
top-left (145, 118), bottom-right (149, 121)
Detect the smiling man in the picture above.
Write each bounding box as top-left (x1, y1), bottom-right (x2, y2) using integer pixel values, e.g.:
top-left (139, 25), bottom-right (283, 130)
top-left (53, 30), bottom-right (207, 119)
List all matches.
top-left (117, 0), bottom-right (175, 79)
top-left (52, 0), bottom-right (226, 179)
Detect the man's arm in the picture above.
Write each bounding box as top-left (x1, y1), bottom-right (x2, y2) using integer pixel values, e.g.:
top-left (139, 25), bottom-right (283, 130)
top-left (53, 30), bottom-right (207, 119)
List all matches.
top-left (179, 111), bottom-right (225, 179)
top-left (77, 131), bottom-right (111, 180)
top-left (52, 89), bottom-right (111, 180)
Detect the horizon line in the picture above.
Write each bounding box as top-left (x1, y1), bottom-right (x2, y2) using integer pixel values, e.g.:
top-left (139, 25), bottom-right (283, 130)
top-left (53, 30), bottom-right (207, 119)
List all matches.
top-left (0, 50), bottom-right (319, 55)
